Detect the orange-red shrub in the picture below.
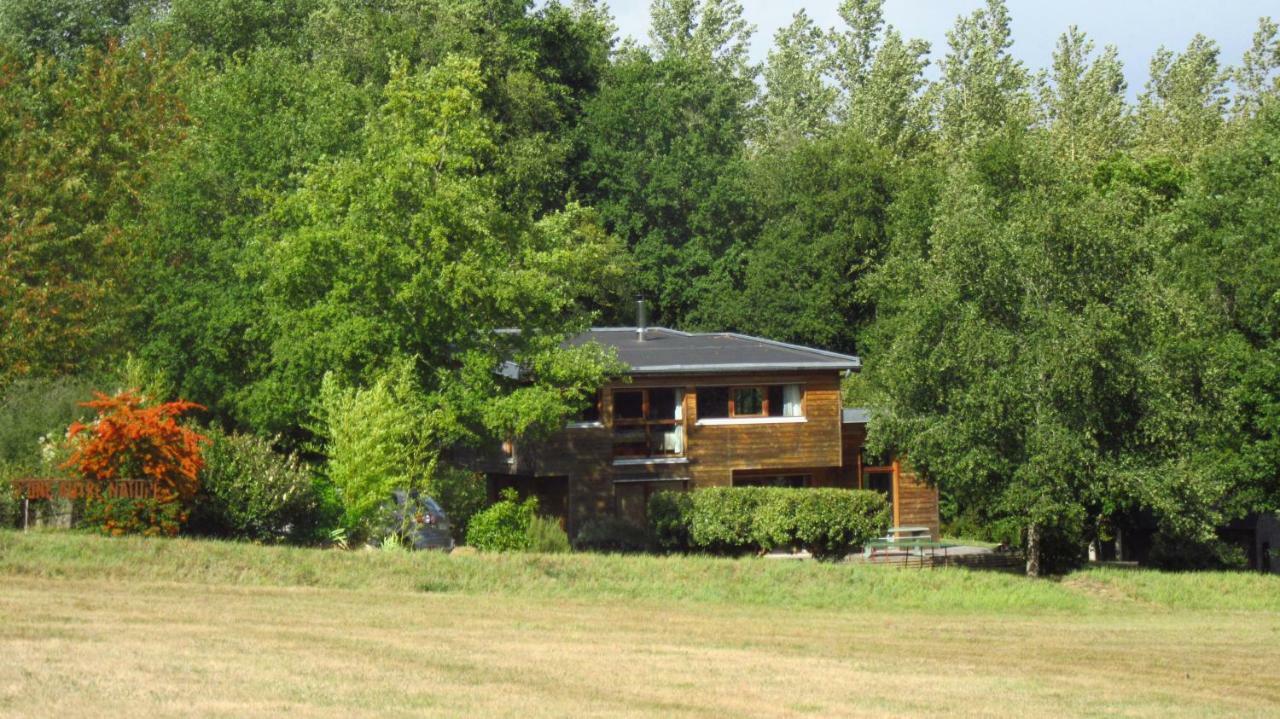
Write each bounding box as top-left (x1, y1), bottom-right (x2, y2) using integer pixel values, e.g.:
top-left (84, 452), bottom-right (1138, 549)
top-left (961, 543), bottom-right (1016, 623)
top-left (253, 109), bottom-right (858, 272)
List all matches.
top-left (64, 391), bottom-right (206, 533)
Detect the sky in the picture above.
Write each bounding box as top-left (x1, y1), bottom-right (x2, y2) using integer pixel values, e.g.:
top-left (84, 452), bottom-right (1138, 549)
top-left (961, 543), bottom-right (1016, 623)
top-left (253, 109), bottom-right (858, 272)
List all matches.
top-left (600, 1), bottom-right (1274, 96)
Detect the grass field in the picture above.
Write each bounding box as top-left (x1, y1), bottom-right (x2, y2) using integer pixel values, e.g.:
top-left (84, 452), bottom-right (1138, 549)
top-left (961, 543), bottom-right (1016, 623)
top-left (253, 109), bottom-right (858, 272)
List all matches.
top-left (2, 531), bottom-right (1279, 717)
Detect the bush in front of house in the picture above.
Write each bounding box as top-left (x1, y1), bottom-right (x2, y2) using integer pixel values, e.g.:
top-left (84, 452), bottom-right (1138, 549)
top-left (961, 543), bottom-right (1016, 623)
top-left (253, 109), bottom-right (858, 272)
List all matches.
top-left (186, 427), bottom-right (330, 544)
top-left (572, 516), bottom-right (649, 553)
top-left (649, 487), bottom-right (891, 561)
top-left (526, 514), bottom-right (571, 553)
top-left (685, 486), bottom-right (770, 555)
top-left (647, 490), bottom-right (693, 551)
top-left (788, 489), bottom-right (891, 560)
top-left (466, 488), bottom-right (537, 551)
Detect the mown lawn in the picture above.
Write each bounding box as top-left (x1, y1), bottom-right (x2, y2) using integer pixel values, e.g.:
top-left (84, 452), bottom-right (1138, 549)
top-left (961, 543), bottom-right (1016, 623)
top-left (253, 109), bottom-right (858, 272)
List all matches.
top-left (2, 531), bottom-right (1278, 717)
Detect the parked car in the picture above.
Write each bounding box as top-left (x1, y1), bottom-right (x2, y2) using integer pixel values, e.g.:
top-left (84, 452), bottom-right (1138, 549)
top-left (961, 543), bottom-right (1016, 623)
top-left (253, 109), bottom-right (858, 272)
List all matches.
top-left (375, 490), bottom-right (454, 551)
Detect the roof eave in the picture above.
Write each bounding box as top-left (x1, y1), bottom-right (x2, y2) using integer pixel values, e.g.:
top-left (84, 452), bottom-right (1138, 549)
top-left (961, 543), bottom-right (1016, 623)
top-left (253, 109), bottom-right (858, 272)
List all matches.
top-left (623, 361), bottom-right (861, 375)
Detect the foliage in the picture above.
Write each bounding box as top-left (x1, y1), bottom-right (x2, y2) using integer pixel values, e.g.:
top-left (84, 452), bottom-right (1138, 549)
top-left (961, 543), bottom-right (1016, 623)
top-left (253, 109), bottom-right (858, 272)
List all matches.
top-left (427, 468), bottom-right (488, 543)
top-left (0, 0), bottom-right (148, 60)
top-left (758, 488), bottom-right (891, 560)
top-left (572, 516), bottom-right (649, 553)
top-left (1147, 532), bottom-right (1250, 571)
top-left (186, 426), bottom-right (325, 544)
top-left (0, 464), bottom-right (17, 528)
top-left (647, 491), bottom-right (693, 552)
top-left (64, 391), bottom-right (205, 506)
top-left (255, 54), bottom-right (625, 442)
top-left (465, 488), bottom-right (537, 552)
top-left (682, 487), bottom-right (768, 555)
top-left (0, 377), bottom-right (99, 468)
top-left (81, 495), bottom-right (185, 537)
top-left (575, 31), bottom-right (756, 326)
top-left (676, 487), bottom-right (889, 560)
top-left (317, 363), bottom-right (431, 540)
top-left (0, 40), bottom-right (187, 385)
top-left (525, 515), bottom-right (571, 554)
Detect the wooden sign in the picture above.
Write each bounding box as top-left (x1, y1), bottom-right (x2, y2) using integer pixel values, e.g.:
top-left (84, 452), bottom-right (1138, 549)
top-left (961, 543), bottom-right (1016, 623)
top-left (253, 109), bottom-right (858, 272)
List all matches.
top-left (12, 478), bottom-right (156, 501)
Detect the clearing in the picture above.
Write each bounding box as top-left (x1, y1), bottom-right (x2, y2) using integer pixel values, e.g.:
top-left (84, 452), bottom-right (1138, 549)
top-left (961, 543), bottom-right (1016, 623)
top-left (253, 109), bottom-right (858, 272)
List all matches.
top-left (1, 531), bottom-right (1278, 717)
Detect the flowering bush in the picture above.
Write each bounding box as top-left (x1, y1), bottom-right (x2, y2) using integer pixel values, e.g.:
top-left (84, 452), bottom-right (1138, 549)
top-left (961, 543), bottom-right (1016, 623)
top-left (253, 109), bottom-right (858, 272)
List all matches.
top-left (64, 391), bottom-right (205, 534)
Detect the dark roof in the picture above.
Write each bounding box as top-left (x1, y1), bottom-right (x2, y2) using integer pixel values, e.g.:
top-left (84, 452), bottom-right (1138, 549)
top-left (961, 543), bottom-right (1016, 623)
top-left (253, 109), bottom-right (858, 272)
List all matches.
top-left (568, 327), bottom-right (861, 375)
top-left (842, 408), bottom-right (871, 424)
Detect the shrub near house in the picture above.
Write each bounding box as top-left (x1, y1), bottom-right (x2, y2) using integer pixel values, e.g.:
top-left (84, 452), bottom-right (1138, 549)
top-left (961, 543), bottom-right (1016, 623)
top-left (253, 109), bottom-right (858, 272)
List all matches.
top-left (649, 487), bottom-right (890, 560)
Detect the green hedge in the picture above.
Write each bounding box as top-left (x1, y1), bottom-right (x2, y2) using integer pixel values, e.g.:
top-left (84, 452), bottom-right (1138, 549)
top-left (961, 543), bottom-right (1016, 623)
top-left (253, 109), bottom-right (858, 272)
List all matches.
top-left (648, 487), bottom-right (890, 561)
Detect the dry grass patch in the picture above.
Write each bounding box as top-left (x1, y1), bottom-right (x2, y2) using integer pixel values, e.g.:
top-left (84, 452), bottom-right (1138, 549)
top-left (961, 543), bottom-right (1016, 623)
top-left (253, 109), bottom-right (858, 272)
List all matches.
top-left (2, 531), bottom-right (1279, 717)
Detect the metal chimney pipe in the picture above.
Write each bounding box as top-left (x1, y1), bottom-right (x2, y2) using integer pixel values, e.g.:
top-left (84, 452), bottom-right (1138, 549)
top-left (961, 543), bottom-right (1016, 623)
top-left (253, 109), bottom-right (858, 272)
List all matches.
top-left (636, 297), bottom-right (647, 341)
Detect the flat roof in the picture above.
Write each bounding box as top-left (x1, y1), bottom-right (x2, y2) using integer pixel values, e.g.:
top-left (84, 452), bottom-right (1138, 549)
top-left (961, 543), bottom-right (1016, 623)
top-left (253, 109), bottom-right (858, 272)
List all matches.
top-left (568, 327), bottom-right (861, 375)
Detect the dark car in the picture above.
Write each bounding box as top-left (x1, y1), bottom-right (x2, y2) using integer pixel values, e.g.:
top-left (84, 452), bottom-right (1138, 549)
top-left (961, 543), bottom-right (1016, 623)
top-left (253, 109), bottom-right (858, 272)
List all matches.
top-left (377, 490), bottom-right (454, 551)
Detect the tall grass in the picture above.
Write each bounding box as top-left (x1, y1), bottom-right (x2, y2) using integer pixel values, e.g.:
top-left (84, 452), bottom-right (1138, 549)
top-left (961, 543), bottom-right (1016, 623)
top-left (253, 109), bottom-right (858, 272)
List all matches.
top-left (2, 530), bottom-right (1276, 614)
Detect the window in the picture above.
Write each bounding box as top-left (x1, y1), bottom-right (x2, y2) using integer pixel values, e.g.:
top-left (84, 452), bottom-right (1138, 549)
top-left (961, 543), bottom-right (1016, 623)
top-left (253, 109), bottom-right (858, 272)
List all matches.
top-left (611, 388), bottom-right (684, 458)
top-left (613, 390), bottom-right (644, 420)
top-left (696, 384), bottom-right (804, 420)
top-left (698, 387), bottom-right (730, 418)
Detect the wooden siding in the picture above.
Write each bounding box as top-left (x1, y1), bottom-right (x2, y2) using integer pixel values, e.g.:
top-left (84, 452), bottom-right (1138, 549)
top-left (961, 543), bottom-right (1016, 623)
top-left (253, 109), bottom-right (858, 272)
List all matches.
top-left (682, 371), bottom-right (845, 487)
top-left (895, 463), bottom-right (940, 540)
top-left (461, 368), bottom-right (938, 537)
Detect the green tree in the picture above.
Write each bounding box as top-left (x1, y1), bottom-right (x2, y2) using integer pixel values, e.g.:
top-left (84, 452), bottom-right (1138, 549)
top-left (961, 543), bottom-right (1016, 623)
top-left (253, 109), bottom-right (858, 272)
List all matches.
top-left (129, 48), bottom-right (367, 431)
top-left (1144, 98), bottom-right (1280, 537)
top-left (1137, 34), bottom-right (1227, 159)
top-left (865, 130), bottom-right (1154, 576)
top-left (721, 131), bottom-right (891, 353)
top-left (757, 10), bottom-right (834, 147)
top-left (934, 0), bottom-right (1032, 151)
top-left (1041, 27), bottom-right (1131, 168)
top-left (255, 56), bottom-right (625, 443)
top-left (576, 0), bottom-right (756, 326)
top-left (1233, 17), bottom-right (1280, 117)
top-left (0, 0), bottom-right (152, 60)
top-left (0, 41), bottom-right (186, 385)
top-left (831, 0), bottom-right (931, 155)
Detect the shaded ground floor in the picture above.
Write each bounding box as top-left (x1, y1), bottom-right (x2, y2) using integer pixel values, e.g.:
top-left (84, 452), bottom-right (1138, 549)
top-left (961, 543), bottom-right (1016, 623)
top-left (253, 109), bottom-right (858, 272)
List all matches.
top-left (485, 461), bottom-right (939, 540)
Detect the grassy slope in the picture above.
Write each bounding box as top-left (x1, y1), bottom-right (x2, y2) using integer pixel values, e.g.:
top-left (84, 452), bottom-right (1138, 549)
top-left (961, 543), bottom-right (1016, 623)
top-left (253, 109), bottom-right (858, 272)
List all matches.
top-left (2, 529), bottom-right (1277, 613)
top-left (3, 530), bottom-right (1280, 717)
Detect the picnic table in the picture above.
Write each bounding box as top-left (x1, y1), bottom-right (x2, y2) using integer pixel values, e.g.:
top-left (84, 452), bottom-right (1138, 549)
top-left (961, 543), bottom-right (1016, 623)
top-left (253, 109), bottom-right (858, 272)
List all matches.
top-left (863, 529), bottom-right (956, 564)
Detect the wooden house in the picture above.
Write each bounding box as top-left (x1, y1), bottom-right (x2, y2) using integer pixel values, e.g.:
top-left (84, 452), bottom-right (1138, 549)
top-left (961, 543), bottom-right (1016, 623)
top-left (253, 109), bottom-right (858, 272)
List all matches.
top-left (468, 321), bottom-right (940, 539)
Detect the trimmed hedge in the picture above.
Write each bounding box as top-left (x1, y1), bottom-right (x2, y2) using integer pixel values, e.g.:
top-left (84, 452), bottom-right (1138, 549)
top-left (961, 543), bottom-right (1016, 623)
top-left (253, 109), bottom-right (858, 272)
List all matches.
top-left (648, 487), bottom-right (890, 561)
top-left (685, 487), bottom-right (769, 555)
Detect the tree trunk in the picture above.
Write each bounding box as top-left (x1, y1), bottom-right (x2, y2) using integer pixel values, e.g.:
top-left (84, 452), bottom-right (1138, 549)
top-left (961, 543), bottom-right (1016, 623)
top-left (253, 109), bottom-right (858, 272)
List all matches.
top-left (1026, 522), bottom-right (1041, 577)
